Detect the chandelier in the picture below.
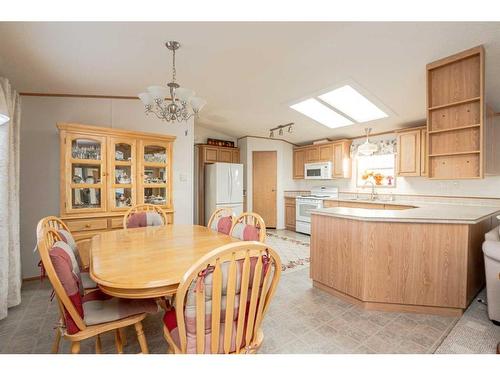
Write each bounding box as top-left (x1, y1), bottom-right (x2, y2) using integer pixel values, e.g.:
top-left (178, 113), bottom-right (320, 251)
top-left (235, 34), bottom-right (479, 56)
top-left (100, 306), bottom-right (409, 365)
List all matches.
top-left (138, 41), bottom-right (206, 123)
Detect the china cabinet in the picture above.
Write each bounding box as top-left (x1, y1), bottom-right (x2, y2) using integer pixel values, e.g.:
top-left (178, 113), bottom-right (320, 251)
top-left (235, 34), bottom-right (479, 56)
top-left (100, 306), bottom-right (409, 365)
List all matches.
top-left (58, 123), bottom-right (175, 240)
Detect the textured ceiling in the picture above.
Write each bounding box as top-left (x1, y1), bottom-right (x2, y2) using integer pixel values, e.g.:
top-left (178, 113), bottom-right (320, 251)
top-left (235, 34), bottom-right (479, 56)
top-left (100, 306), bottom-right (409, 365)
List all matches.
top-left (0, 22), bottom-right (499, 143)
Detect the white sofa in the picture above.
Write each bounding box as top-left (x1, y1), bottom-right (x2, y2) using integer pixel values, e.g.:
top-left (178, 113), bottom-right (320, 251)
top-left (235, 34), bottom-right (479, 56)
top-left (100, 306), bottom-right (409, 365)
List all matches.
top-left (483, 225), bottom-right (500, 325)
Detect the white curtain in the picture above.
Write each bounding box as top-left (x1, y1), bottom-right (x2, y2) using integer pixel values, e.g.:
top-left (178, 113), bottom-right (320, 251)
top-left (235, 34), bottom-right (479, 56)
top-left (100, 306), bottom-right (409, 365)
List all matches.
top-left (0, 77), bottom-right (21, 320)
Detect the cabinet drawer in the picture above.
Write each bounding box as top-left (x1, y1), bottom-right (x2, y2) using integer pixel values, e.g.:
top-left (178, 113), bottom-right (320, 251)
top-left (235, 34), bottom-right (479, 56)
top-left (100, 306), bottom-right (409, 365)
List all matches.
top-left (110, 217), bottom-right (124, 229)
top-left (66, 218), bottom-right (109, 232)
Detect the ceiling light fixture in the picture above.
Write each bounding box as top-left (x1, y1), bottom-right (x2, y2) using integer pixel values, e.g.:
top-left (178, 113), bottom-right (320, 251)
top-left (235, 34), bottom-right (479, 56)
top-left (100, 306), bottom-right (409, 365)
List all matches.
top-left (268, 123), bottom-right (294, 138)
top-left (290, 98), bottom-right (353, 129)
top-left (138, 41), bottom-right (206, 123)
top-left (357, 128), bottom-right (378, 156)
top-left (318, 85), bottom-right (388, 123)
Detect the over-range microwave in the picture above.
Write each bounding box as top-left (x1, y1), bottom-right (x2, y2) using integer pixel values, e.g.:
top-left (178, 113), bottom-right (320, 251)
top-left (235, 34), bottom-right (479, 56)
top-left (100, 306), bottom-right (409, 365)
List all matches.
top-left (304, 162), bottom-right (332, 179)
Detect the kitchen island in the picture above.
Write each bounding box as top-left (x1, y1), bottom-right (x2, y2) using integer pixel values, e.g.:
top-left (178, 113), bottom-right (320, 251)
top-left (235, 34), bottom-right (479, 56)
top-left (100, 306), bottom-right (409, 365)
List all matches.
top-left (310, 202), bottom-right (500, 316)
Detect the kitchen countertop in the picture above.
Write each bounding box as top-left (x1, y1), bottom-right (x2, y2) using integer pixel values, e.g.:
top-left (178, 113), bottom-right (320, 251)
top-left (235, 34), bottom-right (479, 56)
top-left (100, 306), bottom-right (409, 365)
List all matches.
top-left (312, 200), bottom-right (500, 224)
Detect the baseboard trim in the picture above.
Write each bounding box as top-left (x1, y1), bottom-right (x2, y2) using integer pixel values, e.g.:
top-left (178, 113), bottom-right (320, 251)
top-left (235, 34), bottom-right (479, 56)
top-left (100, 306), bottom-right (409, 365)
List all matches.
top-left (313, 281), bottom-right (464, 317)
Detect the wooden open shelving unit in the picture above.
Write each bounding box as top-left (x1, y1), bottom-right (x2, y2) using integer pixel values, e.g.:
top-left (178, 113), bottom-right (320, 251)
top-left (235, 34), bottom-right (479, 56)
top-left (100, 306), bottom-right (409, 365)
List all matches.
top-left (426, 45), bottom-right (484, 179)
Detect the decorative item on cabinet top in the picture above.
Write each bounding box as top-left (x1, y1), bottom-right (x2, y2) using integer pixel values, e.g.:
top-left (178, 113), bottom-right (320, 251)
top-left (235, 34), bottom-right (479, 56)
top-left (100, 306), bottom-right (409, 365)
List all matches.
top-left (206, 138), bottom-right (235, 148)
top-left (57, 123), bottom-right (175, 225)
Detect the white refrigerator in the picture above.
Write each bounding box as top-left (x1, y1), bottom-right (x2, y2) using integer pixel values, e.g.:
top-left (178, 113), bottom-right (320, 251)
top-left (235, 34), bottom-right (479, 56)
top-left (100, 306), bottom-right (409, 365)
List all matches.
top-left (205, 163), bottom-right (244, 225)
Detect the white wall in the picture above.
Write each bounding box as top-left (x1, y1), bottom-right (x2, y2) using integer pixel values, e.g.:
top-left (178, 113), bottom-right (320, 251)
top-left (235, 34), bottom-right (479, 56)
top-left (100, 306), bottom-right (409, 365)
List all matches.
top-left (20, 96), bottom-right (194, 278)
top-left (238, 137), bottom-right (296, 229)
top-left (294, 133), bottom-right (500, 198)
top-left (194, 124), bottom-right (237, 145)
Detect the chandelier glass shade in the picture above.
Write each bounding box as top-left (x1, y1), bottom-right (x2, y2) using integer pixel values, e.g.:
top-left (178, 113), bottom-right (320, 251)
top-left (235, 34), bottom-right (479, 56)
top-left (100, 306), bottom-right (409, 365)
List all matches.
top-left (357, 127), bottom-right (378, 156)
top-left (139, 41), bottom-right (206, 123)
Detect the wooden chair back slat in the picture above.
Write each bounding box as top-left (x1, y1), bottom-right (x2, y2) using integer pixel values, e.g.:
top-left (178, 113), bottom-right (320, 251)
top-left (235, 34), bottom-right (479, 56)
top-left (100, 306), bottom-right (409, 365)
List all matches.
top-left (234, 253), bottom-right (250, 353)
top-left (37, 228), bottom-right (87, 332)
top-left (230, 212), bottom-right (266, 242)
top-left (170, 242), bottom-right (281, 354)
top-left (210, 260), bottom-right (222, 354)
top-left (195, 280), bottom-right (206, 354)
top-left (244, 255), bottom-right (263, 346)
top-left (207, 207), bottom-right (234, 229)
top-left (123, 204), bottom-right (168, 229)
top-left (253, 260), bottom-right (273, 339)
top-left (223, 255), bottom-right (237, 354)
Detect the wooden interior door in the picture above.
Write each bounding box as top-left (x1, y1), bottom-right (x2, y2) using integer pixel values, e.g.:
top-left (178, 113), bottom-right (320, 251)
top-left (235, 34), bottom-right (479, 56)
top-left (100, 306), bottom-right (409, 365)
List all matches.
top-left (252, 151), bottom-right (277, 228)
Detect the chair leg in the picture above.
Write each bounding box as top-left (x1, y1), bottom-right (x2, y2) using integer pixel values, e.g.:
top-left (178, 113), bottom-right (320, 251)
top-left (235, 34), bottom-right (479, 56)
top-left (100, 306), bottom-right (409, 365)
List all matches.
top-left (119, 327), bottom-right (127, 346)
top-left (96, 334), bottom-right (102, 354)
top-left (134, 321), bottom-right (149, 354)
top-left (71, 341), bottom-right (80, 354)
top-left (51, 328), bottom-right (61, 354)
top-left (115, 329), bottom-right (124, 354)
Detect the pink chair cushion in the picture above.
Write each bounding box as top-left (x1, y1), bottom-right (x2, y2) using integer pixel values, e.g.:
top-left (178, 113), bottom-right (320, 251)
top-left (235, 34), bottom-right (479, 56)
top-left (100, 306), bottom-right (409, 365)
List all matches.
top-left (231, 223), bottom-right (260, 241)
top-left (210, 216), bottom-right (233, 235)
top-left (126, 211), bottom-right (164, 228)
top-left (50, 242), bottom-right (84, 334)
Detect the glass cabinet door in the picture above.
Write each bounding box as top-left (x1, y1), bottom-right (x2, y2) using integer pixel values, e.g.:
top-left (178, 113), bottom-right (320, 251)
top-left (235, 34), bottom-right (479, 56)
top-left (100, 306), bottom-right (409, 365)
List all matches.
top-left (108, 138), bottom-right (136, 211)
top-left (66, 134), bottom-right (106, 213)
top-left (139, 141), bottom-right (171, 208)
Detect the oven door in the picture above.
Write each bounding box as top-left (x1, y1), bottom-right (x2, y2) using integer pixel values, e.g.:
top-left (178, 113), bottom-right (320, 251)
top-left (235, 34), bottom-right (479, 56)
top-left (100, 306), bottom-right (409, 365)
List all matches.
top-left (296, 199), bottom-right (322, 223)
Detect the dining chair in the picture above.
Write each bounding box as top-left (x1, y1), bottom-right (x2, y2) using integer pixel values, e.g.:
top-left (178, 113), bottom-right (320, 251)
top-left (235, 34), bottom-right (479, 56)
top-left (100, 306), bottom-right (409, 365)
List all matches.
top-left (123, 203), bottom-right (168, 229)
top-left (36, 216), bottom-right (96, 290)
top-left (230, 212), bottom-right (266, 242)
top-left (38, 227), bottom-right (159, 354)
top-left (162, 241), bottom-right (281, 354)
top-left (207, 207), bottom-right (234, 235)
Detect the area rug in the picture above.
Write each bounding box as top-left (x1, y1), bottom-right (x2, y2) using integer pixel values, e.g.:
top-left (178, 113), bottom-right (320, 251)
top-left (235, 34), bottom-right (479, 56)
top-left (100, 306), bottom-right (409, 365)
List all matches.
top-left (434, 289), bottom-right (500, 354)
top-left (265, 232), bottom-right (310, 274)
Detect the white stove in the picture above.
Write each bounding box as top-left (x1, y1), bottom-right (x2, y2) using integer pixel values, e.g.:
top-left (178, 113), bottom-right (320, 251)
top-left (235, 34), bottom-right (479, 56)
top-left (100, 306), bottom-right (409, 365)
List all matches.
top-left (296, 187), bottom-right (338, 235)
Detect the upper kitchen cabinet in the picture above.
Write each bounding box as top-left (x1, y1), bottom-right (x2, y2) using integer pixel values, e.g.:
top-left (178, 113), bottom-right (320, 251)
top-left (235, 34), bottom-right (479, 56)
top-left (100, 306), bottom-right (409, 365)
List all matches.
top-left (293, 148), bottom-right (306, 179)
top-left (396, 127), bottom-right (427, 177)
top-left (305, 146), bottom-right (320, 163)
top-left (198, 144), bottom-right (240, 164)
top-left (292, 140), bottom-right (351, 179)
top-left (332, 140), bottom-right (351, 178)
top-left (426, 45), bottom-right (497, 179)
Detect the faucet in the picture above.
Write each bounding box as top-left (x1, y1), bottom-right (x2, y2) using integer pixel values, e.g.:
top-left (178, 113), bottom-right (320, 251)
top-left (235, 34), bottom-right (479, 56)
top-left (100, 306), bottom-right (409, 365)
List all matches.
top-left (363, 180), bottom-right (378, 201)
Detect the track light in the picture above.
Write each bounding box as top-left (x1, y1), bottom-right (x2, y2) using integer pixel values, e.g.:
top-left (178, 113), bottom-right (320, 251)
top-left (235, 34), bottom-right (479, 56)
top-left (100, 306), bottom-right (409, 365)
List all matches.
top-left (268, 122), bottom-right (294, 139)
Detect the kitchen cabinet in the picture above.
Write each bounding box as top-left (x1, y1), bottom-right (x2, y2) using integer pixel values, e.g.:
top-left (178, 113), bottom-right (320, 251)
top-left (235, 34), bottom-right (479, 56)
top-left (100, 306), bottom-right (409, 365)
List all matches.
top-left (426, 45), bottom-right (485, 179)
top-left (218, 148), bottom-right (233, 162)
top-left (231, 149), bottom-right (240, 163)
top-left (319, 144), bottom-right (333, 161)
top-left (332, 141), bottom-right (352, 178)
top-left (396, 128), bottom-right (421, 176)
top-left (305, 147), bottom-right (319, 163)
top-left (293, 148), bottom-right (306, 179)
top-left (396, 127), bottom-right (427, 177)
top-left (292, 139), bottom-right (351, 180)
top-left (284, 197), bottom-right (296, 231)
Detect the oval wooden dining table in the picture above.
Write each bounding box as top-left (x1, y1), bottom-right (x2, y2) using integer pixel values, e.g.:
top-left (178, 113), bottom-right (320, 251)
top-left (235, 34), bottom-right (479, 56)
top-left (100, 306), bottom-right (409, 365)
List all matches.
top-left (89, 224), bottom-right (239, 299)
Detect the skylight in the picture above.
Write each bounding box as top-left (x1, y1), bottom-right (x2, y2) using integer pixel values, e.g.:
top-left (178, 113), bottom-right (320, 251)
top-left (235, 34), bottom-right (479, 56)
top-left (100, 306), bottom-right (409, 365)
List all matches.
top-left (290, 98), bottom-right (353, 129)
top-left (318, 85), bottom-right (388, 123)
